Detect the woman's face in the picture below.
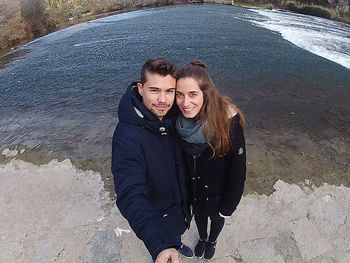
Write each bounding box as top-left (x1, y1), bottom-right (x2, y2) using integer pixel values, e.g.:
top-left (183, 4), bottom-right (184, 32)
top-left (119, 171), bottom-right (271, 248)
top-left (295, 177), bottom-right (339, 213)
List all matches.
top-left (176, 77), bottom-right (204, 119)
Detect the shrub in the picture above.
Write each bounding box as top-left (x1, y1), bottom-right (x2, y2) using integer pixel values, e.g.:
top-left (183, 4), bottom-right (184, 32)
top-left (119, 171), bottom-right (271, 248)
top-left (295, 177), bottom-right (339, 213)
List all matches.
top-left (284, 1), bottom-right (298, 11)
top-left (283, 2), bottom-right (331, 19)
top-left (298, 6), bottom-right (331, 18)
top-left (20, 0), bottom-right (47, 21)
top-left (0, 12), bottom-right (28, 49)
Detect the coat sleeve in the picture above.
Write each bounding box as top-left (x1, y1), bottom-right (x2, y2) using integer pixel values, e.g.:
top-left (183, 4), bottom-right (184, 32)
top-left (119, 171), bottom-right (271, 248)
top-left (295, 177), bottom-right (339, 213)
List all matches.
top-left (111, 125), bottom-right (179, 259)
top-left (219, 119), bottom-right (246, 216)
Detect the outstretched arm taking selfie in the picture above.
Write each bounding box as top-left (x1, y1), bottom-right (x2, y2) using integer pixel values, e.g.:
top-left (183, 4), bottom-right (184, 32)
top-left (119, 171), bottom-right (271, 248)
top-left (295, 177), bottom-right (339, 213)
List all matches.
top-left (112, 126), bottom-right (179, 260)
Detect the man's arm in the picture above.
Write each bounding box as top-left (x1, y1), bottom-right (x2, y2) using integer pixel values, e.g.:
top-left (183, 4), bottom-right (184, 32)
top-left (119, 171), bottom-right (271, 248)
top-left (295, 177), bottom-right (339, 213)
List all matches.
top-left (111, 125), bottom-right (179, 260)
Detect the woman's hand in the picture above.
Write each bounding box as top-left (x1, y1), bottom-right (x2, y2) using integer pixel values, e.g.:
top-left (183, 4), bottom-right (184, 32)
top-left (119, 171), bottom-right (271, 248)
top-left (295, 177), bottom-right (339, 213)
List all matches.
top-left (219, 212), bottom-right (230, 219)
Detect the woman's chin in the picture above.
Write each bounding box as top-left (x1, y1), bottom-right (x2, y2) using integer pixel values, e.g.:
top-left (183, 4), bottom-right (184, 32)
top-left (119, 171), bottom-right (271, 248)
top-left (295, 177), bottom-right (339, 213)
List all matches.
top-left (182, 112), bottom-right (195, 119)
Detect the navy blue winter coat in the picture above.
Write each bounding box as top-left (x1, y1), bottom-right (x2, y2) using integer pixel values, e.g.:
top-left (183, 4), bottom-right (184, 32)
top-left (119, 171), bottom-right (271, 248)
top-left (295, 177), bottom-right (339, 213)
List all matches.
top-left (111, 82), bottom-right (191, 260)
top-left (183, 115), bottom-right (246, 217)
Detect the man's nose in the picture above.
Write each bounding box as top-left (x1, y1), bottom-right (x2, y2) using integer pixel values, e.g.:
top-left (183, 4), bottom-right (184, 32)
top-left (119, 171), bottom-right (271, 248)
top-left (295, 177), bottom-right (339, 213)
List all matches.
top-left (158, 92), bottom-right (166, 103)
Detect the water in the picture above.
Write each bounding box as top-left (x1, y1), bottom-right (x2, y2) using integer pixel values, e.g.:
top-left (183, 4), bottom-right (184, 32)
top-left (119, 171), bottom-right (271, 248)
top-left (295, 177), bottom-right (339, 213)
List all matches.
top-left (249, 9), bottom-right (350, 69)
top-left (0, 4), bottom-right (349, 179)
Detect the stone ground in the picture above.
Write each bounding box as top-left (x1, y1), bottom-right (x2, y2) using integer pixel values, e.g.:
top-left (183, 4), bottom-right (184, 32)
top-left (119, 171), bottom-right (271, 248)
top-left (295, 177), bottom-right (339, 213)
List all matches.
top-left (1, 159), bottom-right (350, 263)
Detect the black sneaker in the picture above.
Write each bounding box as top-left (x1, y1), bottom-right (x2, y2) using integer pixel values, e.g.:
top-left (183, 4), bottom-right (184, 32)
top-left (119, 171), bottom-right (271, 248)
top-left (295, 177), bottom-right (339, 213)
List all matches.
top-left (194, 239), bottom-right (207, 258)
top-left (203, 241), bottom-right (216, 261)
top-left (178, 243), bottom-right (193, 258)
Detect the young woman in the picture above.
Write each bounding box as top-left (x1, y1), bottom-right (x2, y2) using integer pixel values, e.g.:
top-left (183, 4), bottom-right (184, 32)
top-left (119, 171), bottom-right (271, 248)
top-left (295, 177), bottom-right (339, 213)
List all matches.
top-left (175, 60), bottom-right (246, 261)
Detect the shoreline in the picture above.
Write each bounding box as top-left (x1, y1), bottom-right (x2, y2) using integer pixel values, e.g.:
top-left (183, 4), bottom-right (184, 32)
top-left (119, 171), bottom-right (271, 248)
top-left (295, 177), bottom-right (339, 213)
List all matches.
top-left (1, 119), bottom-right (349, 198)
top-left (0, 145), bottom-right (116, 199)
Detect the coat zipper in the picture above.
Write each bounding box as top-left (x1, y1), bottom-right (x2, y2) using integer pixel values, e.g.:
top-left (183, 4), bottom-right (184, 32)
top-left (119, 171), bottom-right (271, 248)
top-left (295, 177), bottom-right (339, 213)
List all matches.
top-left (192, 155), bottom-right (198, 200)
top-left (193, 155), bottom-right (197, 176)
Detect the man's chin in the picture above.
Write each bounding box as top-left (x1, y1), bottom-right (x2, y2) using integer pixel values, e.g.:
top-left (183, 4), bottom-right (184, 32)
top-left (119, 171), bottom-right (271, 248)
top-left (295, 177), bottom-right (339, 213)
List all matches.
top-left (156, 112), bottom-right (168, 118)
top-left (150, 109), bottom-right (169, 119)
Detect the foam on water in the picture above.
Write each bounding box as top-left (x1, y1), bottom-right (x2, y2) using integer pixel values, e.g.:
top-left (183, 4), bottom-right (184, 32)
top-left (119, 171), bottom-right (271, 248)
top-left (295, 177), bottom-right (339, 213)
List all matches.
top-left (249, 9), bottom-right (350, 69)
top-left (73, 37), bottom-right (131, 47)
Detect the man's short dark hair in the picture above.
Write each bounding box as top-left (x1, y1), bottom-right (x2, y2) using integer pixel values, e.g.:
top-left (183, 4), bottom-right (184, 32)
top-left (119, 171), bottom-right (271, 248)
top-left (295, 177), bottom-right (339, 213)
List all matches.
top-left (140, 58), bottom-right (177, 84)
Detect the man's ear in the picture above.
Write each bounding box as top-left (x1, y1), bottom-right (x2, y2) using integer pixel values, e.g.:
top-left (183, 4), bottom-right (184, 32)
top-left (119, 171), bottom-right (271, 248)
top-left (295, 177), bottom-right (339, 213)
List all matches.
top-left (137, 83), bottom-right (143, 97)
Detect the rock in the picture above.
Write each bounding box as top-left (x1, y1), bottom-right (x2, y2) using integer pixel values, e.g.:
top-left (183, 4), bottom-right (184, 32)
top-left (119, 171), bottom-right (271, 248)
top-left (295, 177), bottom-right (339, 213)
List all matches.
top-left (1, 148), bottom-right (18, 157)
top-left (288, 218), bottom-right (332, 262)
top-left (272, 180), bottom-right (306, 206)
top-left (267, 4), bottom-right (274, 10)
top-left (238, 238), bottom-right (285, 263)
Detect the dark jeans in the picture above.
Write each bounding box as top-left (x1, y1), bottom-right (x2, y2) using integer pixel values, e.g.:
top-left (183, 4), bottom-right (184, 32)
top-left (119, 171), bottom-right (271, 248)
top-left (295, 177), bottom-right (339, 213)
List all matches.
top-left (195, 213), bottom-right (225, 242)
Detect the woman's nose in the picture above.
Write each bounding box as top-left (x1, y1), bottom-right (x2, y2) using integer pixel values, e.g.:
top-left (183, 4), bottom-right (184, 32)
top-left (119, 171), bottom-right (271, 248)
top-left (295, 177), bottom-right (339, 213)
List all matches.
top-left (183, 96), bottom-right (190, 106)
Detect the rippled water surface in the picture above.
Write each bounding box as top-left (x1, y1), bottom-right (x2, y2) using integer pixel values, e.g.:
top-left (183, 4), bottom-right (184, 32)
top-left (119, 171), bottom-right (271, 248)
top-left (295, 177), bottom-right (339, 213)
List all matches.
top-left (0, 4), bottom-right (349, 169)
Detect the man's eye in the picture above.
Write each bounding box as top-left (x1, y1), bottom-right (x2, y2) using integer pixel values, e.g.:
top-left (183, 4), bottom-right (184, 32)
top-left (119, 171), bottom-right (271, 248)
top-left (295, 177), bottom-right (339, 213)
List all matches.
top-left (167, 90), bottom-right (174, 93)
top-left (150, 89), bottom-right (158, 93)
top-left (176, 92), bottom-right (183, 97)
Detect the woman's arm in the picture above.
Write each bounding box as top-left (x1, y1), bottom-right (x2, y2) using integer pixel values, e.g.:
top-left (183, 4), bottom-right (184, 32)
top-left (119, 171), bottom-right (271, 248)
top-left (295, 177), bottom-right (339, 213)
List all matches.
top-left (219, 118), bottom-right (247, 217)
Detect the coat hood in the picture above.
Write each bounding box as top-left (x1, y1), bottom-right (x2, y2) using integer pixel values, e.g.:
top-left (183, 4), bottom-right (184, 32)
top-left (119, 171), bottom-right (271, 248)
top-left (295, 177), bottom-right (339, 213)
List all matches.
top-left (118, 82), bottom-right (173, 134)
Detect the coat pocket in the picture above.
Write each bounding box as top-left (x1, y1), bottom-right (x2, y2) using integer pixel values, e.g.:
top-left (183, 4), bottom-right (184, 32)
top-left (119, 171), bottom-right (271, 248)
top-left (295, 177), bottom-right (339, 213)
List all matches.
top-left (158, 204), bottom-right (186, 239)
top-left (197, 195), bottom-right (221, 216)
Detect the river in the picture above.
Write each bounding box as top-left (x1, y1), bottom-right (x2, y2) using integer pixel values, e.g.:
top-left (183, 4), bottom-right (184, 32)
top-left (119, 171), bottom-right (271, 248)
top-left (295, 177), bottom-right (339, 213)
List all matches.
top-left (0, 4), bottom-right (349, 193)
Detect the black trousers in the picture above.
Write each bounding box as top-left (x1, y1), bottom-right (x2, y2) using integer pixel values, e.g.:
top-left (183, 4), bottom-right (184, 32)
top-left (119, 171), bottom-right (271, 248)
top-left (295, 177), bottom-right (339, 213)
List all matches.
top-left (195, 213), bottom-right (225, 242)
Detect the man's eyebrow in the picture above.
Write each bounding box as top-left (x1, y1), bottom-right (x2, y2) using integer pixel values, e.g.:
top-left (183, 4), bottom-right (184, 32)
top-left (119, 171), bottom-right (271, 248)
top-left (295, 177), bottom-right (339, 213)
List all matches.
top-left (148, 86), bottom-right (160, 89)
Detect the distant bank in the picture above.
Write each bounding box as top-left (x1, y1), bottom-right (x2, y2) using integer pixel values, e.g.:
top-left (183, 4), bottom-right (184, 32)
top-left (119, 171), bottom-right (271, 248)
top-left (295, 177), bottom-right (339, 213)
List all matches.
top-left (0, 0), bottom-right (349, 55)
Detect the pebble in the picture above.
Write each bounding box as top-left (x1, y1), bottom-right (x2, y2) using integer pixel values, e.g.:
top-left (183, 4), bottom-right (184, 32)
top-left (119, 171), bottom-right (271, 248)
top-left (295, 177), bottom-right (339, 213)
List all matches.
top-left (1, 149), bottom-right (19, 157)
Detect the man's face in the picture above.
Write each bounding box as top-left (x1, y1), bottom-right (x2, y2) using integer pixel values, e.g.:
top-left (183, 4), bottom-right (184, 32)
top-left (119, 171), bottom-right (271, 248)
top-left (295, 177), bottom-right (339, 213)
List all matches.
top-left (137, 71), bottom-right (176, 120)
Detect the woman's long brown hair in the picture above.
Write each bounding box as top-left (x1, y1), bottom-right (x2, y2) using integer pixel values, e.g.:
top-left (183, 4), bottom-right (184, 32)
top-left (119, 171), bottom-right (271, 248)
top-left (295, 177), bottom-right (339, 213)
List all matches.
top-left (177, 60), bottom-right (246, 157)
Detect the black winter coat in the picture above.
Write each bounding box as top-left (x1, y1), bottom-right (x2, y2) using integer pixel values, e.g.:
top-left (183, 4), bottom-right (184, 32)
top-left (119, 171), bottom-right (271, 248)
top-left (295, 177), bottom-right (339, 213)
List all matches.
top-left (111, 83), bottom-right (191, 260)
top-left (183, 115), bottom-right (246, 217)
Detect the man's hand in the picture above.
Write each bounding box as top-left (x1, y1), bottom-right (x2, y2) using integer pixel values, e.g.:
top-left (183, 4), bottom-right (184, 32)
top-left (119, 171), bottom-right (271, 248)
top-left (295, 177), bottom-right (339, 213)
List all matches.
top-left (155, 248), bottom-right (180, 263)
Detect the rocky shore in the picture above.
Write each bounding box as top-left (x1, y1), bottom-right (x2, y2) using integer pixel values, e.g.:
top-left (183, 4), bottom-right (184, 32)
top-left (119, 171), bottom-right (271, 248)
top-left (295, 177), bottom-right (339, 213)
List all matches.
top-left (1, 159), bottom-right (349, 262)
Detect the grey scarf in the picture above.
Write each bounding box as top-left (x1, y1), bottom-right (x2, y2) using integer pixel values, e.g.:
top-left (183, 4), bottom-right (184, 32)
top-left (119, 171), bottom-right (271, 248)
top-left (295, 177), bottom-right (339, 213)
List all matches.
top-left (176, 115), bottom-right (208, 157)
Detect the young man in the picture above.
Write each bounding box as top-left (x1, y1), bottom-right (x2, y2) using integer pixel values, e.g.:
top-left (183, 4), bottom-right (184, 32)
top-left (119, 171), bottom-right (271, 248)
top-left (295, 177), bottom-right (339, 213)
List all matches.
top-left (111, 58), bottom-right (192, 263)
